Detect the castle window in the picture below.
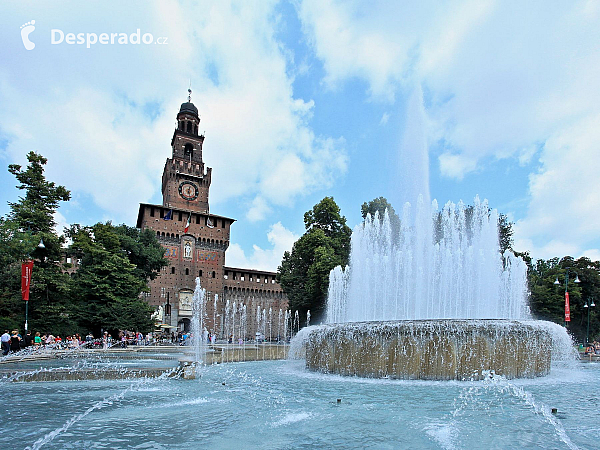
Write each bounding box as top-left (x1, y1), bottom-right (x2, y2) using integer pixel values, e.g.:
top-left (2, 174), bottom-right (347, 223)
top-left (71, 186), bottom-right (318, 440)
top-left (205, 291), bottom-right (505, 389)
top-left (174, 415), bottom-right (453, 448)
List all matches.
top-left (171, 267), bottom-right (175, 274)
top-left (212, 271), bottom-right (216, 278)
top-left (150, 207), bottom-right (155, 217)
top-left (185, 268), bottom-right (189, 275)
top-left (222, 220), bottom-right (226, 229)
top-left (241, 276), bottom-right (245, 281)
top-left (196, 215), bottom-right (200, 224)
top-left (271, 279), bottom-right (275, 284)
top-left (193, 124), bottom-right (197, 135)
top-left (186, 121), bottom-right (192, 133)
top-left (224, 273), bottom-right (228, 280)
top-left (156, 231), bottom-right (160, 237)
top-left (199, 270), bottom-right (203, 277)
top-left (178, 211), bottom-right (182, 221)
top-left (184, 143), bottom-right (193, 158)
top-left (160, 209), bottom-right (164, 218)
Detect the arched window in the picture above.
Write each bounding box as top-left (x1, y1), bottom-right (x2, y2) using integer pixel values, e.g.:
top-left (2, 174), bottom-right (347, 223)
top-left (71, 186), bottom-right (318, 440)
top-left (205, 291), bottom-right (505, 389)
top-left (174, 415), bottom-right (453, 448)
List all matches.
top-left (185, 268), bottom-right (189, 275)
top-left (199, 270), bottom-right (203, 277)
top-left (186, 121), bottom-right (192, 133)
top-left (184, 143), bottom-right (193, 158)
top-left (212, 271), bottom-right (216, 278)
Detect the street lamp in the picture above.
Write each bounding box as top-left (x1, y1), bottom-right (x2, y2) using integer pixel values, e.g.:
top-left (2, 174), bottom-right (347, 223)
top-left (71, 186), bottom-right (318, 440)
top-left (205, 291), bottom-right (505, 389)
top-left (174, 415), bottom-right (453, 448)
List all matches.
top-left (583, 299), bottom-right (595, 347)
top-left (554, 268), bottom-right (580, 326)
top-left (23, 238), bottom-right (45, 332)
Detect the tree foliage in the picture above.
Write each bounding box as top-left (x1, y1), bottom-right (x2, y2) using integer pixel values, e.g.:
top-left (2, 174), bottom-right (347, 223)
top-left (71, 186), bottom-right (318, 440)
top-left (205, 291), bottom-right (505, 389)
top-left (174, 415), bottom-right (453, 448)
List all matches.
top-left (527, 256), bottom-right (600, 343)
top-left (361, 196), bottom-right (401, 237)
top-left (0, 152), bottom-right (73, 335)
top-left (8, 152), bottom-right (70, 233)
top-left (0, 152), bottom-right (166, 337)
top-left (66, 222), bottom-right (167, 336)
top-left (278, 197), bottom-right (351, 323)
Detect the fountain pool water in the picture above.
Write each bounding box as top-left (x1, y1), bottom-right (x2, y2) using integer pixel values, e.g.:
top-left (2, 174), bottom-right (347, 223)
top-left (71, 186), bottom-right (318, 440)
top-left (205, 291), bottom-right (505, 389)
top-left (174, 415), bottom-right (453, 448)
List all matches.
top-left (1, 359), bottom-right (598, 449)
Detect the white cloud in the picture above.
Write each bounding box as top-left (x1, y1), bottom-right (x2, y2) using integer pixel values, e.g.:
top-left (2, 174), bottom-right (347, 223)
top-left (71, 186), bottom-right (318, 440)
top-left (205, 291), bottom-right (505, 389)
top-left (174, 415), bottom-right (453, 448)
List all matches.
top-left (225, 222), bottom-right (299, 272)
top-left (438, 153), bottom-right (477, 180)
top-left (0, 1), bottom-right (346, 224)
top-left (247, 197), bottom-right (272, 223)
top-left (298, 0), bottom-right (600, 255)
top-left (513, 113), bottom-right (600, 259)
top-left (379, 112), bottom-right (390, 125)
top-left (299, 1), bottom-right (600, 161)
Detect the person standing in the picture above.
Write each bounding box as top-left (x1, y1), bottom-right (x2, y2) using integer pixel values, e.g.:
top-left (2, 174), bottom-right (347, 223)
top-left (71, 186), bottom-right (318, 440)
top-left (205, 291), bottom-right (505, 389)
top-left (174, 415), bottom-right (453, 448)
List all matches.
top-left (33, 332), bottom-right (42, 347)
top-left (1, 330), bottom-right (10, 355)
top-left (10, 331), bottom-right (21, 353)
top-left (24, 331), bottom-right (33, 348)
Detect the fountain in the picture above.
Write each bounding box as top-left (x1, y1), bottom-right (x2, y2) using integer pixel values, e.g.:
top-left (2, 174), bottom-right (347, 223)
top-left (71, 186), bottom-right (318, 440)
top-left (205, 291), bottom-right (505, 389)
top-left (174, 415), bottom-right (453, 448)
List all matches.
top-left (301, 198), bottom-right (573, 379)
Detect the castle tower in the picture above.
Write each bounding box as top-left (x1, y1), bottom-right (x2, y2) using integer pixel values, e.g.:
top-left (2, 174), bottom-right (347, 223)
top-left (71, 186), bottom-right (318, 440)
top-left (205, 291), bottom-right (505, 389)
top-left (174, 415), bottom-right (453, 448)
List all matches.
top-left (162, 91), bottom-right (211, 213)
top-left (137, 92), bottom-right (233, 333)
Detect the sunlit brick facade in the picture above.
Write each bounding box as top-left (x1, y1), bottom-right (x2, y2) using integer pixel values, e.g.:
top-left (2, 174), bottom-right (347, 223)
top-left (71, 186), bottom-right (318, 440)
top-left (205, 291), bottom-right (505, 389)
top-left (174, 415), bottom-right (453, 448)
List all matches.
top-left (136, 98), bottom-right (288, 337)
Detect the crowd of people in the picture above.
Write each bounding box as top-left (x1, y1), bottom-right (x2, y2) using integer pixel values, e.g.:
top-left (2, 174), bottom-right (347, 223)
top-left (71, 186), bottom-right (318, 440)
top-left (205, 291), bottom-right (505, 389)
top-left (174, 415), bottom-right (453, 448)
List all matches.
top-left (0, 329), bottom-right (154, 355)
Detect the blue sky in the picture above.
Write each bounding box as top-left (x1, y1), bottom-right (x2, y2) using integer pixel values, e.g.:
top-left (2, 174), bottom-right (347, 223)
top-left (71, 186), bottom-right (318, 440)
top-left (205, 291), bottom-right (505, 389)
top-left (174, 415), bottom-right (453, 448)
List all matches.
top-left (1, 0), bottom-right (600, 270)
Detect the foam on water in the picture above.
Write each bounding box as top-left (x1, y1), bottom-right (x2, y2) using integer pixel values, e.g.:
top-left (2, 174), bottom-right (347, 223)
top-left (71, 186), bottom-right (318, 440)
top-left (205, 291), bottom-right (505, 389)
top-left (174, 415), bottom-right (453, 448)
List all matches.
top-left (271, 411), bottom-right (313, 427)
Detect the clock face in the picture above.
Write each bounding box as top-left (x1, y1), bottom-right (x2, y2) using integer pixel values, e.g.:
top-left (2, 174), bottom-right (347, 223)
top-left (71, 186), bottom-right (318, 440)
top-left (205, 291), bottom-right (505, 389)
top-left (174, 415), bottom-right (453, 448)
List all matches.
top-left (179, 181), bottom-right (199, 201)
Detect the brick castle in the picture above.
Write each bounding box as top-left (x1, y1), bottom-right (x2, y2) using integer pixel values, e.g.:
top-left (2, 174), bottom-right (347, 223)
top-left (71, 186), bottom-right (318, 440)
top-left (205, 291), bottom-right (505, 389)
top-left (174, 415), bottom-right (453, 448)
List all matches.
top-left (136, 95), bottom-right (289, 338)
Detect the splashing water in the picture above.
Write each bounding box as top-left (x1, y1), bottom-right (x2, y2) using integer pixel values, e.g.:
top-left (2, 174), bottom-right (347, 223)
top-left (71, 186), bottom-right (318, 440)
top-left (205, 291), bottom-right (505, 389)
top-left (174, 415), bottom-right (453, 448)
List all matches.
top-left (191, 277), bottom-right (207, 372)
top-left (326, 196), bottom-right (529, 323)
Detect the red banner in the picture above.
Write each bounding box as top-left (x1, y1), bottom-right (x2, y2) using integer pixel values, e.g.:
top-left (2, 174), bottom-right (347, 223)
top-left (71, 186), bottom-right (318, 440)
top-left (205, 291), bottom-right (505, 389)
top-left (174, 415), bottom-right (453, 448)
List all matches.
top-left (21, 260), bottom-right (34, 301)
top-left (565, 291), bottom-right (571, 322)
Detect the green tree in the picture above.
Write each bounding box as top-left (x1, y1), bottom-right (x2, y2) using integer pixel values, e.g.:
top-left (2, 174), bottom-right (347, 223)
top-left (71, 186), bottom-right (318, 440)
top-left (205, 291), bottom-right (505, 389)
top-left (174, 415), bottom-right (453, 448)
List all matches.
top-left (67, 222), bottom-right (166, 336)
top-left (8, 152), bottom-right (70, 233)
top-left (527, 256), bottom-right (600, 343)
top-left (361, 196), bottom-right (401, 237)
top-left (498, 213), bottom-right (513, 254)
top-left (278, 197), bottom-right (351, 324)
top-left (0, 152), bottom-right (72, 335)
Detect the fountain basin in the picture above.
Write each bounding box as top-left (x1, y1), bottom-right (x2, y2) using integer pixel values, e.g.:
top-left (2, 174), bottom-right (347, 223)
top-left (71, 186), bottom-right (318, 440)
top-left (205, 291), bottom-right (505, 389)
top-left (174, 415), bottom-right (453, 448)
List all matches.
top-left (305, 320), bottom-right (553, 380)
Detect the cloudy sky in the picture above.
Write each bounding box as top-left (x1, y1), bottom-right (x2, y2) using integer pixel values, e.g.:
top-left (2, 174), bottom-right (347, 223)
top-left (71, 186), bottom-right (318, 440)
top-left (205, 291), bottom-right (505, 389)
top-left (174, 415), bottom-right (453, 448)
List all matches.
top-left (1, 0), bottom-right (599, 270)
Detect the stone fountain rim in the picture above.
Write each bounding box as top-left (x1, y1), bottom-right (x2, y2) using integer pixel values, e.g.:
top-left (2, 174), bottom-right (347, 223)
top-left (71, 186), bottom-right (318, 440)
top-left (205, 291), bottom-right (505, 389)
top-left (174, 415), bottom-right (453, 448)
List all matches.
top-left (320, 318), bottom-right (550, 327)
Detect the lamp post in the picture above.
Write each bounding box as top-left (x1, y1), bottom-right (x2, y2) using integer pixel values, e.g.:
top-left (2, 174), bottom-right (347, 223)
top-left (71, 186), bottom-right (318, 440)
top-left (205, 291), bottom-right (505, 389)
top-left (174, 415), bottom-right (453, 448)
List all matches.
top-left (554, 268), bottom-right (580, 327)
top-left (23, 238), bottom-right (45, 332)
top-left (583, 299), bottom-right (595, 347)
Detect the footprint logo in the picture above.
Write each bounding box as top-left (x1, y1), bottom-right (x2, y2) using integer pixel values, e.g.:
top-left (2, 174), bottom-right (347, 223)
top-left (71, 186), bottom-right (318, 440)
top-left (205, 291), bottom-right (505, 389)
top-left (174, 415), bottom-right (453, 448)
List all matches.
top-left (20, 20), bottom-right (36, 50)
